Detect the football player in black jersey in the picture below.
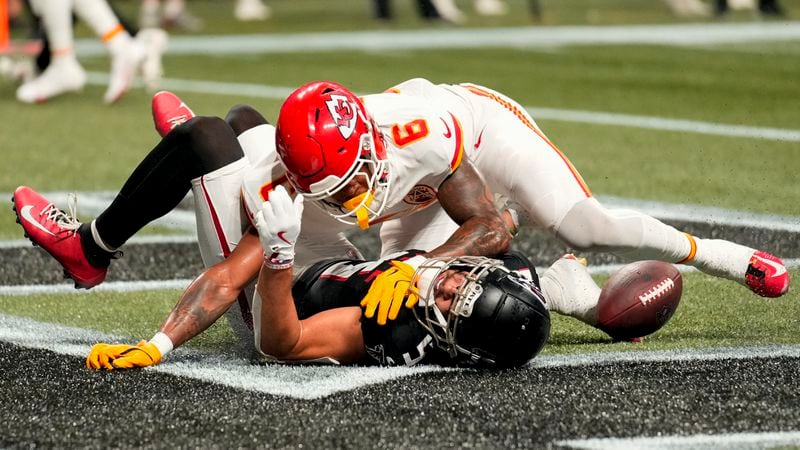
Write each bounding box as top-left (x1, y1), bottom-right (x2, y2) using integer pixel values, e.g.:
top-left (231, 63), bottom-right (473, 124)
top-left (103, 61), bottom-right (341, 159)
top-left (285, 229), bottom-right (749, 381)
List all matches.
top-left (87, 186), bottom-right (551, 369)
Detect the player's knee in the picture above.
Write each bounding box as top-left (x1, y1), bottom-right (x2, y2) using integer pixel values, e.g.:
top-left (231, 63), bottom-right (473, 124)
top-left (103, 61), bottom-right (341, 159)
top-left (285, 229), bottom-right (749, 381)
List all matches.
top-left (554, 199), bottom-right (623, 251)
top-left (225, 104), bottom-right (270, 136)
top-left (555, 227), bottom-right (598, 251)
top-left (179, 116), bottom-right (243, 169)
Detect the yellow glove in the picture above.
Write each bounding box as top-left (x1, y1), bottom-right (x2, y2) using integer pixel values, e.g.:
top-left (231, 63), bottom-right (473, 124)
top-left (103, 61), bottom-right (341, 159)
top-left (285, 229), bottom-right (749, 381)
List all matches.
top-left (86, 341), bottom-right (162, 370)
top-left (360, 260), bottom-right (419, 325)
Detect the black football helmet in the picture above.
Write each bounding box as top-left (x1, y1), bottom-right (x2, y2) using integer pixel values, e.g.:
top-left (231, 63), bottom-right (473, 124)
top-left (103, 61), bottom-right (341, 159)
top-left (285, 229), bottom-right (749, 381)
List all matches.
top-left (411, 256), bottom-right (550, 368)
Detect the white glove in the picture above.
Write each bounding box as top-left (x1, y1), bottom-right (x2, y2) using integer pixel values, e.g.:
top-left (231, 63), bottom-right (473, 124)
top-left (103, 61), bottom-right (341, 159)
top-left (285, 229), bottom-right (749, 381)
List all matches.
top-left (254, 185), bottom-right (304, 269)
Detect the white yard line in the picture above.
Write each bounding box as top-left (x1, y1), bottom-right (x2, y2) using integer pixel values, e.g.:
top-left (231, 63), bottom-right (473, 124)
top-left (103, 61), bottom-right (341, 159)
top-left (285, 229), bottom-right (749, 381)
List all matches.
top-left (75, 22), bottom-right (800, 56)
top-left (1, 258), bottom-right (798, 296)
top-left (84, 72), bottom-right (800, 142)
top-left (556, 431), bottom-right (800, 449)
top-left (3, 190), bottom-right (798, 251)
top-left (0, 313), bottom-right (797, 400)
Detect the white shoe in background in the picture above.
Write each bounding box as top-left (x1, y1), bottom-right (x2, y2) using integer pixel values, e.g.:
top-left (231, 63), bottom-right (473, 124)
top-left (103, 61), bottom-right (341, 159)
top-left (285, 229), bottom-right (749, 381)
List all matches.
top-left (235, 0), bottom-right (271, 21)
top-left (16, 57), bottom-right (86, 103)
top-left (104, 40), bottom-right (146, 104)
top-left (430, 0), bottom-right (466, 23)
top-left (475, 0), bottom-right (508, 16)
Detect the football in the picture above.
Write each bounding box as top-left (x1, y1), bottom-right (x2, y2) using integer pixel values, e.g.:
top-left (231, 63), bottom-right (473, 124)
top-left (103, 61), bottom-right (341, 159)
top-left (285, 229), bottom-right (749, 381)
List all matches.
top-left (596, 260), bottom-right (683, 341)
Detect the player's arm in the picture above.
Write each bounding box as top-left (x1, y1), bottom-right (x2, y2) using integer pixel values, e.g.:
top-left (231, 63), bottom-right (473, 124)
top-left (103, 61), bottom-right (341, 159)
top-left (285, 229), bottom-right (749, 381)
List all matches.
top-left (254, 185), bottom-right (366, 363)
top-left (431, 158), bottom-right (512, 257)
top-left (86, 230), bottom-right (263, 370)
top-left (159, 229), bottom-right (263, 347)
top-left (256, 266), bottom-right (365, 363)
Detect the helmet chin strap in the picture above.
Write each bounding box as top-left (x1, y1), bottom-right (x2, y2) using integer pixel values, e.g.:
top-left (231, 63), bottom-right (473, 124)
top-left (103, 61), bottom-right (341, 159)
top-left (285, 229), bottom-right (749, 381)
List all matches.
top-left (342, 191), bottom-right (374, 230)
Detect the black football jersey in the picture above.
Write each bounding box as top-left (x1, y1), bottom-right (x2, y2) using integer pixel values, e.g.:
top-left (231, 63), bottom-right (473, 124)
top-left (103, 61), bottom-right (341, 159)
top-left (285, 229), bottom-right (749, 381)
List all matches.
top-left (290, 251), bottom-right (538, 367)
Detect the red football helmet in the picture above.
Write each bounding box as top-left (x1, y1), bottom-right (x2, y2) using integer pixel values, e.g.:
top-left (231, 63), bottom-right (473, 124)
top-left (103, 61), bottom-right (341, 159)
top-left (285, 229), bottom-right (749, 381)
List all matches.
top-left (275, 81), bottom-right (391, 228)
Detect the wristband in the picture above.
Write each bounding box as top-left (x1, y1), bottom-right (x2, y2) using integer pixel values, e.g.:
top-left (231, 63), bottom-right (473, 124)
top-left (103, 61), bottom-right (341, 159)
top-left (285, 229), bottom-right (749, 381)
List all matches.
top-left (149, 332), bottom-right (174, 358)
top-left (264, 253), bottom-right (294, 270)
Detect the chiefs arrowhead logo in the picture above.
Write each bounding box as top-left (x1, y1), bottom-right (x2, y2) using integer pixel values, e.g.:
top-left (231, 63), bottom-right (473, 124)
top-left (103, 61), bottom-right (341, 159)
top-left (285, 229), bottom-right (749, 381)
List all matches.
top-left (404, 185), bottom-right (437, 205)
top-left (325, 94), bottom-right (358, 140)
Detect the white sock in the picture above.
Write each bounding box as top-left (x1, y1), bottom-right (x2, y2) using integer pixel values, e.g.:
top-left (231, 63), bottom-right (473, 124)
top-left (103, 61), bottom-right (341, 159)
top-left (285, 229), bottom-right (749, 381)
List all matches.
top-left (139, 0), bottom-right (161, 28)
top-left (687, 238), bottom-right (754, 284)
top-left (164, 0), bottom-right (186, 20)
top-left (90, 220), bottom-right (118, 253)
top-left (540, 257), bottom-right (601, 326)
top-left (72, 0), bottom-right (132, 54)
top-left (31, 0), bottom-right (75, 53)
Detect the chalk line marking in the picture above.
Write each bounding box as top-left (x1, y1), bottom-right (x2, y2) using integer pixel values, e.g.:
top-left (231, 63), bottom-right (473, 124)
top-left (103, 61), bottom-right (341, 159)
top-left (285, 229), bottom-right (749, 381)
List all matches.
top-left (555, 431), bottom-right (800, 449)
top-left (1, 258), bottom-right (799, 296)
top-left (0, 314), bottom-right (442, 400)
top-left (84, 73), bottom-right (800, 143)
top-left (2, 189), bottom-right (798, 250)
top-left (1, 314), bottom-right (798, 399)
top-left (75, 22), bottom-right (800, 57)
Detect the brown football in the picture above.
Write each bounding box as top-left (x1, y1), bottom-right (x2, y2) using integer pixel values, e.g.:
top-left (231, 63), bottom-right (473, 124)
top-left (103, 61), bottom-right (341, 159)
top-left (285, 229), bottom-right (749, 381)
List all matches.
top-left (596, 260), bottom-right (683, 341)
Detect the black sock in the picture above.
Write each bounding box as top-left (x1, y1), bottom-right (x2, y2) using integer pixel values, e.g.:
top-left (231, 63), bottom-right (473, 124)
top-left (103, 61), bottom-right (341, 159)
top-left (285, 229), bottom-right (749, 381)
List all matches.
top-left (78, 223), bottom-right (115, 268)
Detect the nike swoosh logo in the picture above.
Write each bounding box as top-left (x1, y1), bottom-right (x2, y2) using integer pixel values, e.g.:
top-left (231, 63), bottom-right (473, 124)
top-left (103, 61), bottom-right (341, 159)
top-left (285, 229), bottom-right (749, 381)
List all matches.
top-left (277, 231), bottom-right (293, 245)
top-left (440, 117), bottom-right (452, 139)
top-left (474, 129), bottom-right (484, 149)
top-left (754, 255), bottom-right (787, 277)
top-left (20, 205), bottom-right (56, 237)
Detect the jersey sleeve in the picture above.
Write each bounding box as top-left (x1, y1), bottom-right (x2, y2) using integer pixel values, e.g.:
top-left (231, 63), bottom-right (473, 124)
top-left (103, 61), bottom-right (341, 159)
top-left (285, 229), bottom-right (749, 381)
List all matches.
top-left (366, 94), bottom-right (466, 190)
top-left (240, 155), bottom-right (290, 225)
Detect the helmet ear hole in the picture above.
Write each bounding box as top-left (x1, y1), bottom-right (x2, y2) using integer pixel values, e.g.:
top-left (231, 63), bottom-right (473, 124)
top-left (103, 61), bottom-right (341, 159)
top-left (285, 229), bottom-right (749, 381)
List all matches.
top-left (413, 257), bottom-right (551, 368)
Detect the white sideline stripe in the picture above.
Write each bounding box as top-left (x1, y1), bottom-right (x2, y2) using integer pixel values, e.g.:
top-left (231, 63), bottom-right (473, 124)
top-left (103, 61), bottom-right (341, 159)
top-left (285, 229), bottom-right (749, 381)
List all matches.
top-left (84, 72), bottom-right (800, 143)
top-left (0, 279), bottom-right (192, 296)
top-left (1, 258), bottom-right (797, 296)
top-left (1, 314), bottom-right (799, 400)
top-left (0, 313), bottom-right (440, 399)
top-left (4, 190), bottom-right (799, 246)
top-left (0, 234), bottom-right (198, 249)
top-left (529, 107), bottom-right (800, 142)
top-left (74, 22), bottom-right (800, 57)
top-left (532, 344), bottom-right (800, 368)
top-left (556, 431), bottom-right (800, 449)
top-left (597, 195), bottom-right (800, 233)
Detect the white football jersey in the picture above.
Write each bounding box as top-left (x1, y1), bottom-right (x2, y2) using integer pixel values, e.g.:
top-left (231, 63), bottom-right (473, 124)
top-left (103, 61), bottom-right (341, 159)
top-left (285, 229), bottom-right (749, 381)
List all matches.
top-left (360, 91), bottom-right (468, 226)
top-left (385, 77), bottom-right (594, 233)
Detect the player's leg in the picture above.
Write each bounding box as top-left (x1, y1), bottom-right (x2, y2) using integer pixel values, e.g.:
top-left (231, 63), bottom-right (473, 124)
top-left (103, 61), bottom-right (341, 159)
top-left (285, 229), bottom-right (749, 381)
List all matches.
top-left (225, 104), bottom-right (276, 165)
top-left (13, 116), bottom-right (246, 288)
top-left (71, 0), bottom-right (144, 103)
top-left (465, 85), bottom-right (789, 298)
top-left (16, 0), bottom-right (87, 103)
top-left (539, 255), bottom-right (600, 326)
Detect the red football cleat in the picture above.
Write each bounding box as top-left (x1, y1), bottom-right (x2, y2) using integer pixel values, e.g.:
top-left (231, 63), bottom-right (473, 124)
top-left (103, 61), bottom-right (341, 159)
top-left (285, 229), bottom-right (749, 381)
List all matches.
top-left (152, 90), bottom-right (195, 137)
top-left (745, 251), bottom-right (790, 298)
top-left (12, 186), bottom-right (107, 289)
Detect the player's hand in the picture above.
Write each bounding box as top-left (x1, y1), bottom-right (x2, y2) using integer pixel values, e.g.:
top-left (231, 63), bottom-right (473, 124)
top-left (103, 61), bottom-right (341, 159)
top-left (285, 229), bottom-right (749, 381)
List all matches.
top-left (361, 260), bottom-right (419, 325)
top-left (86, 341), bottom-right (162, 370)
top-left (254, 185), bottom-right (304, 269)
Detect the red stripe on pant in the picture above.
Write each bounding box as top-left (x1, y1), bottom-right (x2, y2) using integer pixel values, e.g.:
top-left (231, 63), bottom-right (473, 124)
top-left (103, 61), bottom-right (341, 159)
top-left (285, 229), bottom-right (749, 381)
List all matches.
top-left (200, 176), bottom-right (254, 330)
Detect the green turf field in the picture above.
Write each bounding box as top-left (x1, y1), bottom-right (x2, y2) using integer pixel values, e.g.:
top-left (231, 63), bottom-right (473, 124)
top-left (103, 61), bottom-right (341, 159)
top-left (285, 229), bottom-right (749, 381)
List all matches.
top-left (1, 269), bottom-right (798, 355)
top-left (1, 0), bottom-right (798, 357)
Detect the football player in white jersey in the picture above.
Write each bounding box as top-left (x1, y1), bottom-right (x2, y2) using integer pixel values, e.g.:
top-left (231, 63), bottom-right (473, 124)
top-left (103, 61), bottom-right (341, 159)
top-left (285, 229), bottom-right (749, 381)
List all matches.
top-left (272, 78), bottom-right (789, 325)
top-left (15, 89), bottom-right (598, 363)
top-left (86, 186), bottom-right (554, 369)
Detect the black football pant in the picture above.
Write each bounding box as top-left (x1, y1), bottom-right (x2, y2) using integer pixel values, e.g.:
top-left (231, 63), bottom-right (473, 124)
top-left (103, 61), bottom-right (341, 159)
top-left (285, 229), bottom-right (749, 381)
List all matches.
top-left (79, 105), bottom-right (269, 266)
